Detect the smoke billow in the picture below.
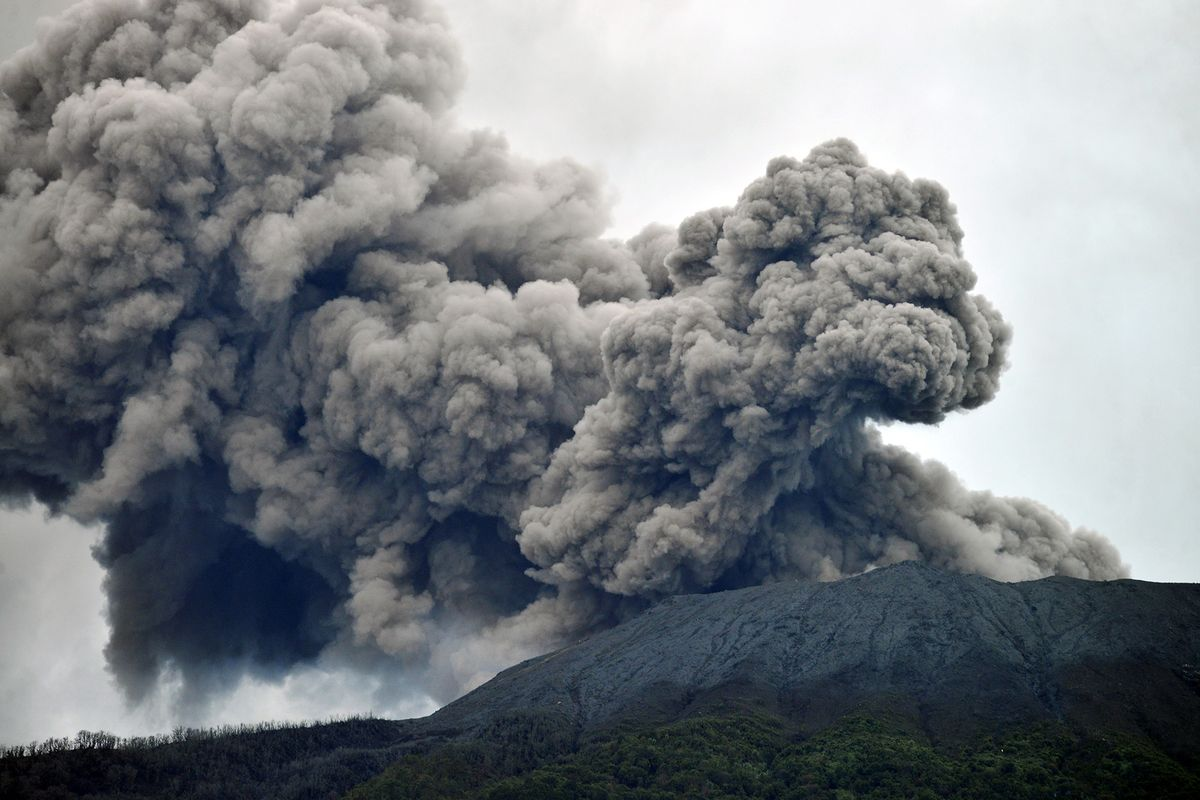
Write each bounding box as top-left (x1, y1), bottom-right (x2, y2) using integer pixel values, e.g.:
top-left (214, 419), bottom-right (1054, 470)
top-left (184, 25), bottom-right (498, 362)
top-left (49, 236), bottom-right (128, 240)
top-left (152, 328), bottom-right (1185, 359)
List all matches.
top-left (0, 0), bottom-right (1125, 705)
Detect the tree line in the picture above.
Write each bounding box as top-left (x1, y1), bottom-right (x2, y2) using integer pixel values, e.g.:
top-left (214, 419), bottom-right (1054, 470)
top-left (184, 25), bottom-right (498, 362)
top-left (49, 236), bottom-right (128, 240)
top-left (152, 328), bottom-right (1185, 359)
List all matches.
top-left (0, 714), bottom-right (379, 760)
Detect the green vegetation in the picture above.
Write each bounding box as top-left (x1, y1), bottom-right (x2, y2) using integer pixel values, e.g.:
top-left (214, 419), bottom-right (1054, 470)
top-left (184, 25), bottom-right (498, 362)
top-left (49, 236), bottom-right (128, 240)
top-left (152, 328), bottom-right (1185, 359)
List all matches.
top-left (0, 716), bottom-right (409, 799)
top-left (346, 713), bottom-right (1200, 800)
top-left (340, 712), bottom-right (577, 800)
top-left (5, 710), bottom-right (1197, 799)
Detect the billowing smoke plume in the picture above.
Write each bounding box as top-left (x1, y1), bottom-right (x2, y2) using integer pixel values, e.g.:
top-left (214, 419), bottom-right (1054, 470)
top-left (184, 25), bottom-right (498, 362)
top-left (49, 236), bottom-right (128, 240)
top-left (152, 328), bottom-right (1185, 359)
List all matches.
top-left (0, 0), bottom-right (1124, 704)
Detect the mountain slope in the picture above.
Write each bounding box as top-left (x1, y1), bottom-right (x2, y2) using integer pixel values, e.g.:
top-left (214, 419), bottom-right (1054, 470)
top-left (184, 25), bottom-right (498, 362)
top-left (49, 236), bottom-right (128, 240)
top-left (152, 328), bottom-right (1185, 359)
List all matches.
top-left (433, 562), bottom-right (1200, 754)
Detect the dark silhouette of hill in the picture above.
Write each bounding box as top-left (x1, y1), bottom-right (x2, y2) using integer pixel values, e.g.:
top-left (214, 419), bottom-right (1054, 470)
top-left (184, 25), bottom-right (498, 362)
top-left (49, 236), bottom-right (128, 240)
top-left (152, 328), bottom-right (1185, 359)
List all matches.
top-left (0, 717), bottom-right (416, 799)
top-left (4, 563), bottom-right (1199, 799)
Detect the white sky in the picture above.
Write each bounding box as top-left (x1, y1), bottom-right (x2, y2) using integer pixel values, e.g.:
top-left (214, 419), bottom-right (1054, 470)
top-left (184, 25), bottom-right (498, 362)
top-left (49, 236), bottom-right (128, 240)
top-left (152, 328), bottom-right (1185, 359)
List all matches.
top-left (1, 0), bottom-right (1197, 743)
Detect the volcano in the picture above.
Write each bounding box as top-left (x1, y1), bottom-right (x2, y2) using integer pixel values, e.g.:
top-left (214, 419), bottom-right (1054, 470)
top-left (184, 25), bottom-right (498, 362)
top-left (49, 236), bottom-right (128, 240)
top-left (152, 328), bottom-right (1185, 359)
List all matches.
top-left (7, 562), bottom-right (1199, 799)
top-left (432, 561), bottom-right (1200, 749)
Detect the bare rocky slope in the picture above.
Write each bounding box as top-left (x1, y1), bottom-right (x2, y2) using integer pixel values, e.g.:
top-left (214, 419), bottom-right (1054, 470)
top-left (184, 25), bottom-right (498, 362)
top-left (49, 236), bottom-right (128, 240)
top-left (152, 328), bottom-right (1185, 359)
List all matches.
top-left (428, 562), bottom-right (1200, 757)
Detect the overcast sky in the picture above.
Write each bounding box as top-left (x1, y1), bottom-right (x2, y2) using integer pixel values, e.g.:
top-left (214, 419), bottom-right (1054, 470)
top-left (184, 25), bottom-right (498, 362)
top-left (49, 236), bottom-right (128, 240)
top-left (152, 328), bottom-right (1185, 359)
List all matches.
top-left (1, 0), bottom-right (1197, 744)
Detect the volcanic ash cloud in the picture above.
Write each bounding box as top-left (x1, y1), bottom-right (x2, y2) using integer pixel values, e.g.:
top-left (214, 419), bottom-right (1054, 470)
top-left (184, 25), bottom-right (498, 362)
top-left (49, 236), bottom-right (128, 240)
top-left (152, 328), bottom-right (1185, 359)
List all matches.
top-left (0, 0), bottom-right (1125, 704)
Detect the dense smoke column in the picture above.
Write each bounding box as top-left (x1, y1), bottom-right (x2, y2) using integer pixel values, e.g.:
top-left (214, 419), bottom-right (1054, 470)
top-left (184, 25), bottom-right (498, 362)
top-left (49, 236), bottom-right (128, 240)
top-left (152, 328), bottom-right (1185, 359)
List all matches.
top-left (0, 0), bottom-right (1124, 705)
top-left (519, 140), bottom-right (1125, 597)
top-left (0, 0), bottom-right (647, 699)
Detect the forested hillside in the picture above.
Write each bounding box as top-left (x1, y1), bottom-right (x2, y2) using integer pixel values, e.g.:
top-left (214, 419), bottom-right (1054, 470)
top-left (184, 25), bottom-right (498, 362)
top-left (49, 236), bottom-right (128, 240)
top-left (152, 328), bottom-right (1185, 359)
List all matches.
top-left (346, 712), bottom-right (1200, 800)
top-left (5, 709), bottom-right (1198, 800)
top-left (1, 717), bottom-right (408, 799)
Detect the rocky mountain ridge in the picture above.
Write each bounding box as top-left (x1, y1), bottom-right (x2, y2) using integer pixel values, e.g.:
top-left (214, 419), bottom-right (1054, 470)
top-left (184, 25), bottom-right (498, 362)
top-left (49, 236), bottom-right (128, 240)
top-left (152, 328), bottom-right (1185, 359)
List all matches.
top-left (431, 561), bottom-right (1200, 755)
